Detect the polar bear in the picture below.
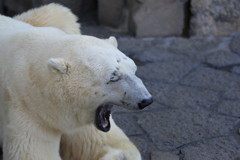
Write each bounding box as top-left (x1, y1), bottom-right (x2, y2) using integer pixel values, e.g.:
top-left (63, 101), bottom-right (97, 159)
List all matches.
top-left (0, 3), bottom-right (153, 160)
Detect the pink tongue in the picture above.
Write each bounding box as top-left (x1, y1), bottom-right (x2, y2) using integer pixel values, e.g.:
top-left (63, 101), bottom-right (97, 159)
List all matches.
top-left (102, 118), bottom-right (109, 128)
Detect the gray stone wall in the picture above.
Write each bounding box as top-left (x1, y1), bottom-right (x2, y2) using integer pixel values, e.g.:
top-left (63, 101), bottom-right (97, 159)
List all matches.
top-left (98, 0), bottom-right (187, 37)
top-left (1, 0), bottom-right (240, 37)
top-left (129, 0), bottom-right (186, 37)
top-left (191, 0), bottom-right (240, 36)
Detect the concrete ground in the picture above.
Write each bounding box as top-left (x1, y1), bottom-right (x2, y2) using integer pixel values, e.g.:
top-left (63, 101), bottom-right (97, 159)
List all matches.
top-left (1, 26), bottom-right (240, 160)
top-left (110, 33), bottom-right (240, 160)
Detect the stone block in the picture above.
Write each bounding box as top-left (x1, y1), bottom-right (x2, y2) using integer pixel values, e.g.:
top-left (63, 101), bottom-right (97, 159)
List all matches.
top-left (129, 0), bottom-right (186, 37)
top-left (129, 136), bottom-right (149, 159)
top-left (205, 50), bottom-right (240, 67)
top-left (118, 39), bottom-right (200, 83)
top-left (191, 0), bottom-right (240, 36)
top-left (118, 37), bottom-right (167, 55)
top-left (217, 101), bottom-right (240, 117)
top-left (151, 151), bottom-right (179, 160)
top-left (232, 66), bottom-right (240, 75)
top-left (137, 108), bottom-right (237, 150)
top-left (156, 84), bottom-right (219, 109)
top-left (98, 0), bottom-right (124, 27)
top-left (136, 58), bottom-right (198, 83)
top-left (182, 137), bottom-right (240, 160)
top-left (168, 37), bottom-right (223, 60)
top-left (181, 67), bottom-right (240, 91)
top-left (230, 34), bottom-right (240, 55)
top-left (112, 113), bottom-right (144, 136)
top-left (223, 90), bottom-right (240, 100)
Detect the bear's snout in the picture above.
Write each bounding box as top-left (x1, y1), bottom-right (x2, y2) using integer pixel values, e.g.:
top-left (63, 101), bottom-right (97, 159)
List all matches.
top-left (138, 97), bottom-right (153, 109)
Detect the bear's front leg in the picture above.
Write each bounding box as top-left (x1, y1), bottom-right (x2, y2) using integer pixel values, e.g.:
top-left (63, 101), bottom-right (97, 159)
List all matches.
top-left (60, 116), bottom-right (141, 160)
top-left (3, 106), bottom-right (62, 160)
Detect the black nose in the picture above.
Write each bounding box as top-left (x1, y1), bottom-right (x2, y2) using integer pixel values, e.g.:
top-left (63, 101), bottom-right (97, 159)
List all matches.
top-left (138, 97), bottom-right (153, 109)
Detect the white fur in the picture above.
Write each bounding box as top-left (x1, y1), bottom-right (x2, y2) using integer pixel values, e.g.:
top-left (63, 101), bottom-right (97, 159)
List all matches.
top-left (14, 3), bottom-right (81, 34)
top-left (106, 36), bottom-right (118, 48)
top-left (60, 117), bottom-right (141, 160)
top-left (0, 4), bottom-right (151, 160)
top-left (48, 58), bottom-right (70, 74)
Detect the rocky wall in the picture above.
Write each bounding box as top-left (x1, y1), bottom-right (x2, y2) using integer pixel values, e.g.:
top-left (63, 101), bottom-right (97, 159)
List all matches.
top-left (0, 0), bottom-right (240, 37)
top-left (191, 0), bottom-right (240, 36)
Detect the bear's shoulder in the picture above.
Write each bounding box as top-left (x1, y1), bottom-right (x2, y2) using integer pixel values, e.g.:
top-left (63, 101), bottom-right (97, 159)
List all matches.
top-left (0, 15), bottom-right (32, 33)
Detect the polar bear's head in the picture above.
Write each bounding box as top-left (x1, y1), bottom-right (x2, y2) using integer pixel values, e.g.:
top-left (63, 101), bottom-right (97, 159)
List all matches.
top-left (46, 35), bottom-right (152, 132)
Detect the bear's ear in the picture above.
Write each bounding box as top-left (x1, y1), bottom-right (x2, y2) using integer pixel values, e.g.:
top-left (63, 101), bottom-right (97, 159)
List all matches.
top-left (105, 36), bottom-right (118, 48)
top-left (48, 58), bottom-right (70, 74)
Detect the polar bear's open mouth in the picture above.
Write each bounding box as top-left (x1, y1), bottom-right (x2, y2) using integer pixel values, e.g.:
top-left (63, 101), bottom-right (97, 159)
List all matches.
top-left (95, 104), bottom-right (113, 132)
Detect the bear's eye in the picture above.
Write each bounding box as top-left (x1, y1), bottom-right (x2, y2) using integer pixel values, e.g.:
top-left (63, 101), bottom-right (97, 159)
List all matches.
top-left (110, 75), bottom-right (120, 82)
top-left (109, 71), bottom-right (121, 82)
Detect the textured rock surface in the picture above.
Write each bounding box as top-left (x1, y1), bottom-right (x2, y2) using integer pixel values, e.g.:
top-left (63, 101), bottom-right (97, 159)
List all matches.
top-left (156, 84), bottom-right (219, 109)
top-left (137, 59), bottom-right (198, 83)
top-left (182, 137), bottom-right (240, 160)
top-left (217, 101), bottom-right (240, 118)
top-left (114, 33), bottom-right (240, 159)
top-left (180, 67), bottom-right (240, 91)
top-left (230, 34), bottom-right (240, 55)
top-left (151, 151), bottom-right (179, 160)
top-left (137, 109), bottom-right (236, 150)
top-left (129, 0), bottom-right (186, 37)
top-left (113, 112), bottom-right (144, 136)
top-left (223, 89), bottom-right (240, 100)
top-left (191, 0), bottom-right (240, 36)
top-left (232, 66), bottom-right (240, 75)
top-left (205, 50), bottom-right (240, 67)
top-left (167, 37), bottom-right (224, 60)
